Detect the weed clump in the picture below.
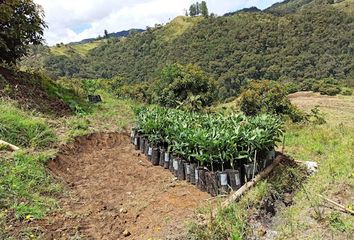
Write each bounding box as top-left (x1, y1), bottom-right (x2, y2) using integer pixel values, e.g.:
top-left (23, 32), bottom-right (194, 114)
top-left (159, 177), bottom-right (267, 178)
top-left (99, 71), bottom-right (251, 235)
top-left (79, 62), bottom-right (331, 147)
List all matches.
top-left (0, 101), bottom-right (56, 148)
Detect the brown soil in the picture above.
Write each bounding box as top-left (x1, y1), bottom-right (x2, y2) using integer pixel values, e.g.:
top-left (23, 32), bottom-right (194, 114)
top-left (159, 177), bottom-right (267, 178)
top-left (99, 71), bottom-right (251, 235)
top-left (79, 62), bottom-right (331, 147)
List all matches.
top-left (39, 132), bottom-right (210, 239)
top-left (0, 67), bottom-right (71, 117)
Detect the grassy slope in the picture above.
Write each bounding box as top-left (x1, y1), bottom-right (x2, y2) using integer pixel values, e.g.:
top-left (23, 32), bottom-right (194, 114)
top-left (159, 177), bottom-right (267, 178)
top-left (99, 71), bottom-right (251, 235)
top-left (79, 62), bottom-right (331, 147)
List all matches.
top-left (0, 77), bottom-right (135, 239)
top-left (50, 40), bottom-right (103, 57)
top-left (278, 93), bottom-right (354, 239)
top-left (334, 0), bottom-right (354, 14)
top-left (156, 16), bottom-right (203, 42)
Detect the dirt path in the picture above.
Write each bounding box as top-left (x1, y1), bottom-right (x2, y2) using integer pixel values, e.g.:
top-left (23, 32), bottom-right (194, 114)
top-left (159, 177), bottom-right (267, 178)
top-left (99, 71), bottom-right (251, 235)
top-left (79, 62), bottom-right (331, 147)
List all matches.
top-left (42, 133), bottom-right (210, 240)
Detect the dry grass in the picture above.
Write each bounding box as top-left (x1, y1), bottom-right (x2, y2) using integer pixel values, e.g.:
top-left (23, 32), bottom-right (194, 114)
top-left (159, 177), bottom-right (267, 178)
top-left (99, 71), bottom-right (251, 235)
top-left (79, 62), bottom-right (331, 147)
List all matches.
top-left (289, 91), bottom-right (354, 126)
top-left (334, 0), bottom-right (354, 14)
top-left (156, 16), bottom-right (203, 42)
top-left (50, 41), bottom-right (102, 57)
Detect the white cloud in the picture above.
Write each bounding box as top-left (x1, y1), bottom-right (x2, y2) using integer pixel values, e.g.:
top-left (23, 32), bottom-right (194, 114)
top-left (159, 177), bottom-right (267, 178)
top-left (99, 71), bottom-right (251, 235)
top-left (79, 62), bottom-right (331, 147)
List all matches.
top-left (34, 0), bottom-right (280, 45)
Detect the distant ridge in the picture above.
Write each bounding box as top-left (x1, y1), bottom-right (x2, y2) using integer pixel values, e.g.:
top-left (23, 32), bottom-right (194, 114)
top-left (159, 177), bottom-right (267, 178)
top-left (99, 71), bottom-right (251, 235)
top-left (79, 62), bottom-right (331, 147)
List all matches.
top-left (224, 6), bottom-right (262, 16)
top-left (69, 29), bottom-right (145, 45)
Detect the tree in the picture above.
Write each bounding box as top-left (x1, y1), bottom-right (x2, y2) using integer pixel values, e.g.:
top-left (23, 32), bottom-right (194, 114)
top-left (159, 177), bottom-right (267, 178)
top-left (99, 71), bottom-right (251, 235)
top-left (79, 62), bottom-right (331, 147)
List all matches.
top-left (200, 1), bottom-right (209, 17)
top-left (189, 4), bottom-right (197, 17)
top-left (152, 63), bottom-right (216, 110)
top-left (104, 29), bottom-right (109, 38)
top-left (196, 2), bottom-right (200, 15)
top-left (239, 80), bottom-right (303, 122)
top-left (0, 0), bottom-right (46, 63)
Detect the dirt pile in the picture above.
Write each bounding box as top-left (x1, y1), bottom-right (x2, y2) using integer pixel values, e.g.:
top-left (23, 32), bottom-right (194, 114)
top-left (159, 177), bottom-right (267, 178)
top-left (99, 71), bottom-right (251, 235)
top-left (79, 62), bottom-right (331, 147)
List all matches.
top-left (0, 67), bottom-right (71, 116)
top-left (41, 133), bottom-right (210, 239)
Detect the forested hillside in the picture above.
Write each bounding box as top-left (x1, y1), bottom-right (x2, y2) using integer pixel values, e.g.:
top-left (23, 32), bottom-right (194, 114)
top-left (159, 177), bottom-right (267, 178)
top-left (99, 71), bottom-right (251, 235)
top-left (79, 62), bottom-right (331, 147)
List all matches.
top-left (24, 0), bottom-right (354, 99)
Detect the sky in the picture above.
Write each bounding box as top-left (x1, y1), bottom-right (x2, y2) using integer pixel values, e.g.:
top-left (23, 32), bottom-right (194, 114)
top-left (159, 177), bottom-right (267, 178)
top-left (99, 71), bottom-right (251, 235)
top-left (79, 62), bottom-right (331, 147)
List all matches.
top-left (34, 0), bottom-right (281, 45)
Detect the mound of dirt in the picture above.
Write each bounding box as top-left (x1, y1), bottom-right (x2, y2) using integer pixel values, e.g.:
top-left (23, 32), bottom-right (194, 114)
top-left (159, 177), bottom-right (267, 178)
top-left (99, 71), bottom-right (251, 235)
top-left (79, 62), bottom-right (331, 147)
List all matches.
top-left (0, 67), bottom-right (71, 117)
top-left (40, 133), bottom-right (210, 239)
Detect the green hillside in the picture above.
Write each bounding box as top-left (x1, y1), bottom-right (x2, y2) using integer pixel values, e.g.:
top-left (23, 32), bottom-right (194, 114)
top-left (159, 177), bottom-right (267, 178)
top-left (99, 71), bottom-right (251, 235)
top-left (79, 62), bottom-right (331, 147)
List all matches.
top-left (23, 0), bottom-right (354, 100)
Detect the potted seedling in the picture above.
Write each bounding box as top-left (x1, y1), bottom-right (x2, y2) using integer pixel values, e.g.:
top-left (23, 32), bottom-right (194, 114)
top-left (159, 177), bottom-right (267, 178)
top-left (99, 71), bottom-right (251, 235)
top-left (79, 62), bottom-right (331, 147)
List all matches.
top-left (83, 79), bottom-right (102, 103)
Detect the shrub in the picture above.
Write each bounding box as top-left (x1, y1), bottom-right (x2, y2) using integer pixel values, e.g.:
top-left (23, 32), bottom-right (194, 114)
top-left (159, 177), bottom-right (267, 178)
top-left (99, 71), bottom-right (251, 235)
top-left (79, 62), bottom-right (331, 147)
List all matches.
top-left (115, 82), bottom-right (151, 103)
top-left (239, 80), bottom-right (303, 122)
top-left (151, 63), bottom-right (216, 111)
top-left (341, 88), bottom-right (353, 96)
top-left (308, 106), bottom-right (326, 125)
top-left (284, 82), bottom-right (300, 94)
top-left (82, 79), bottom-right (100, 95)
top-left (318, 84), bottom-right (341, 96)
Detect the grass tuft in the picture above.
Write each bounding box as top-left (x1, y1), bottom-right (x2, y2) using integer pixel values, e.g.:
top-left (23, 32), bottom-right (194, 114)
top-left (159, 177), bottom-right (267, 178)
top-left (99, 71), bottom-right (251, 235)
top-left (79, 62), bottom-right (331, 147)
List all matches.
top-left (0, 101), bottom-right (56, 148)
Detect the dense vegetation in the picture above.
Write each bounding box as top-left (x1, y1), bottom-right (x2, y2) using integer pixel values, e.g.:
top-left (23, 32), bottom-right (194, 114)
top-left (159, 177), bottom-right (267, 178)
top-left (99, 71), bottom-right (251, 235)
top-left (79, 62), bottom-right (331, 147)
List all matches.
top-left (135, 106), bottom-right (283, 171)
top-left (30, 0), bottom-right (354, 100)
top-left (240, 80), bottom-right (303, 121)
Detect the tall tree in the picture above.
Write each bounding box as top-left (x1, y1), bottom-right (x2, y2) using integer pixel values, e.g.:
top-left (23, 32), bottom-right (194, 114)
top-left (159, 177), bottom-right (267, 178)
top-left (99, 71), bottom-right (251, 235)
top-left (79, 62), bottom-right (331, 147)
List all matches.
top-left (189, 4), bottom-right (197, 17)
top-left (196, 2), bottom-right (200, 15)
top-left (200, 1), bottom-right (209, 17)
top-left (104, 29), bottom-right (109, 38)
top-left (0, 0), bottom-right (46, 63)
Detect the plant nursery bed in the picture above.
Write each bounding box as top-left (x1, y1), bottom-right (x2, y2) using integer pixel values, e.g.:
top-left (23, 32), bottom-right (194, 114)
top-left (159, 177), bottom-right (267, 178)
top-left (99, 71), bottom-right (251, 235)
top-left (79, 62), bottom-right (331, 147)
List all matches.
top-left (22, 133), bottom-right (210, 239)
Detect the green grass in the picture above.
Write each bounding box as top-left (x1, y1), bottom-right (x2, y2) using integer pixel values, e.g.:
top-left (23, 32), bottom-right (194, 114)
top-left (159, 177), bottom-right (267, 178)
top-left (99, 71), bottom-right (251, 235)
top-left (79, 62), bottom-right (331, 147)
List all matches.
top-left (40, 74), bottom-right (91, 114)
top-left (0, 101), bottom-right (56, 148)
top-left (277, 123), bottom-right (354, 239)
top-left (0, 151), bottom-right (60, 239)
top-left (50, 41), bottom-right (102, 57)
top-left (0, 100), bottom-right (59, 237)
top-left (0, 151), bottom-right (60, 218)
top-left (64, 90), bottom-right (135, 140)
top-left (156, 16), bottom-right (203, 42)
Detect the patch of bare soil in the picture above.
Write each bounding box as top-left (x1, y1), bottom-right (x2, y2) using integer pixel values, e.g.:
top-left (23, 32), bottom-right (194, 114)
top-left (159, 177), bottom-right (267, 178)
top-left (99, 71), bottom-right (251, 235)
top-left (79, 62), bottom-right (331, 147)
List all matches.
top-left (0, 67), bottom-right (71, 117)
top-left (40, 133), bottom-right (209, 239)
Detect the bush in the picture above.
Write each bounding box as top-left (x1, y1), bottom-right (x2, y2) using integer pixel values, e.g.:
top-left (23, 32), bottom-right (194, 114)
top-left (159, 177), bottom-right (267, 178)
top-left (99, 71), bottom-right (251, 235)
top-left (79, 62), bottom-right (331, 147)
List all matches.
top-left (239, 80), bottom-right (304, 122)
top-left (341, 88), bottom-right (353, 96)
top-left (151, 63), bottom-right (216, 111)
top-left (318, 84), bottom-right (341, 96)
top-left (115, 82), bottom-right (151, 103)
top-left (285, 82), bottom-right (300, 94)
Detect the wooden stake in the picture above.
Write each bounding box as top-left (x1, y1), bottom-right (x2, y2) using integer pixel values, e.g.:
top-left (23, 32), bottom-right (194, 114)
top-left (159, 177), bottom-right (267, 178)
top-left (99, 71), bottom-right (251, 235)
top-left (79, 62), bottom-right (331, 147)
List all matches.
top-left (221, 154), bottom-right (284, 208)
top-left (0, 140), bottom-right (20, 151)
top-left (318, 194), bottom-right (354, 216)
